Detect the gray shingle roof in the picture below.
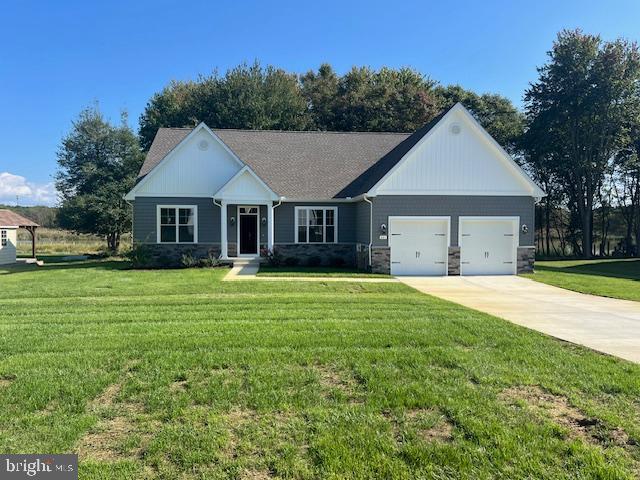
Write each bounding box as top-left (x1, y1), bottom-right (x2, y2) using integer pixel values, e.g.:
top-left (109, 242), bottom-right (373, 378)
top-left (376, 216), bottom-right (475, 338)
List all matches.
top-left (137, 119), bottom-right (462, 198)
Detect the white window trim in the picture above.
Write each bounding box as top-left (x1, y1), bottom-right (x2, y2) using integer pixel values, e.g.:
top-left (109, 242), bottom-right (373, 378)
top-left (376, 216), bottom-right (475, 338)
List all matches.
top-left (156, 205), bottom-right (198, 244)
top-left (294, 206), bottom-right (338, 244)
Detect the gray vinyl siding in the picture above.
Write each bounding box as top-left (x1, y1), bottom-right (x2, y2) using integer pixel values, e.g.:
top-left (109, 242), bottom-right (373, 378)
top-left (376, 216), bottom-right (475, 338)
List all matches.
top-left (371, 195), bottom-right (535, 247)
top-left (274, 202), bottom-right (357, 243)
top-left (355, 200), bottom-right (371, 244)
top-left (133, 197), bottom-right (220, 244)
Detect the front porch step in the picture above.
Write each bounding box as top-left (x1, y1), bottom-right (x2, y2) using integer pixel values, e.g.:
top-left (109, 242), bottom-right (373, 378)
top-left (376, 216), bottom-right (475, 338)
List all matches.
top-left (227, 258), bottom-right (261, 277)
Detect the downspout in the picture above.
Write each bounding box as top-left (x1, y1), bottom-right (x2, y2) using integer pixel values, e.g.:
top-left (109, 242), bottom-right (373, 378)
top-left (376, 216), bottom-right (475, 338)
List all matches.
top-left (271, 197), bottom-right (284, 250)
top-left (363, 195), bottom-right (373, 267)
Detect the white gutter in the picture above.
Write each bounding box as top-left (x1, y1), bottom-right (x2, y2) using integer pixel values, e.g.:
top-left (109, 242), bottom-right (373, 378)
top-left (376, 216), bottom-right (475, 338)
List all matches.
top-left (363, 195), bottom-right (373, 267)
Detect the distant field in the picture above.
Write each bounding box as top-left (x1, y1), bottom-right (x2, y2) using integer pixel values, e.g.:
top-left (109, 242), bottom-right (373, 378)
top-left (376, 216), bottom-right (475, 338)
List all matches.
top-left (17, 228), bottom-right (130, 256)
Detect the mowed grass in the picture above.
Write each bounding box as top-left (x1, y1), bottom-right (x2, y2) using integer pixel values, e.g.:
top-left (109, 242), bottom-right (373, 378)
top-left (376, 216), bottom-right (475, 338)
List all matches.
top-left (257, 266), bottom-right (390, 278)
top-left (1, 260), bottom-right (639, 479)
top-left (525, 258), bottom-right (640, 302)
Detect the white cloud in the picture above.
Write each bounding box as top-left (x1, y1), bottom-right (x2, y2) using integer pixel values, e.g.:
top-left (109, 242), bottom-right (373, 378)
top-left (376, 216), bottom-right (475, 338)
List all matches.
top-left (0, 172), bottom-right (58, 206)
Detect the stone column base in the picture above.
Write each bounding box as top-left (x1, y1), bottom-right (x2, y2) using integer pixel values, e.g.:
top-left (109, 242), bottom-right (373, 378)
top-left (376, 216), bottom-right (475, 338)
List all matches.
top-left (371, 247), bottom-right (390, 274)
top-left (448, 246), bottom-right (460, 275)
top-left (517, 247), bottom-right (535, 273)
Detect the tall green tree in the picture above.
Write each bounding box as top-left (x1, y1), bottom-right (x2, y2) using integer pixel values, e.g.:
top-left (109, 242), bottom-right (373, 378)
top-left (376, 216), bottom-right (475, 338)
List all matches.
top-left (56, 107), bottom-right (144, 251)
top-left (139, 62), bottom-right (310, 150)
top-left (524, 30), bottom-right (640, 258)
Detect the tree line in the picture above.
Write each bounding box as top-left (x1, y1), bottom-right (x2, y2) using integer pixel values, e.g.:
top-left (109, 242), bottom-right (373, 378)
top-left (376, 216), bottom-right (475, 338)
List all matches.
top-left (55, 30), bottom-right (640, 258)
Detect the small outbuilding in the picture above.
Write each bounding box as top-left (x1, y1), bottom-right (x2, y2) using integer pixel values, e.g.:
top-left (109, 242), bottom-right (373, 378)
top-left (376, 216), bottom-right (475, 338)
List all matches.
top-left (0, 209), bottom-right (39, 265)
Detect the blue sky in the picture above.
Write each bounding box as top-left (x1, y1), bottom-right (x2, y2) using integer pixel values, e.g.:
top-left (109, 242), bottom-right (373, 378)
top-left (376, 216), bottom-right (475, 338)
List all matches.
top-left (1, 0), bottom-right (639, 205)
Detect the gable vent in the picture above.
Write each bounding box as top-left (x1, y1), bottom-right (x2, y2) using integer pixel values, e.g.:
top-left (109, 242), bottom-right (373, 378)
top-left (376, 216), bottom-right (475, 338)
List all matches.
top-left (198, 140), bottom-right (209, 151)
top-left (449, 123), bottom-right (461, 135)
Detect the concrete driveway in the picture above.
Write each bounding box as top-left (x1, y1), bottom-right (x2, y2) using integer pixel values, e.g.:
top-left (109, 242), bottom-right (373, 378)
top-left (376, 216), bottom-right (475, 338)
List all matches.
top-left (399, 275), bottom-right (640, 363)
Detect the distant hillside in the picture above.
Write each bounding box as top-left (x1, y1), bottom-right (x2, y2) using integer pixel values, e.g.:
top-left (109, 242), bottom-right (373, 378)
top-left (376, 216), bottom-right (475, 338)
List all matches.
top-left (0, 205), bottom-right (58, 228)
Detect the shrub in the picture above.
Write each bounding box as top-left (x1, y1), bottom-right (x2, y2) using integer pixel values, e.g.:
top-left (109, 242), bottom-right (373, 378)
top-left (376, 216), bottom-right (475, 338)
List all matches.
top-left (284, 256), bottom-right (299, 267)
top-left (306, 255), bottom-right (322, 267)
top-left (262, 248), bottom-right (283, 267)
top-left (126, 244), bottom-right (152, 268)
top-left (198, 252), bottom-right (221, 268)
top-left (330, 256), bottom-right (346, 268)
top-left (181, 251), bottom-right (198, 268)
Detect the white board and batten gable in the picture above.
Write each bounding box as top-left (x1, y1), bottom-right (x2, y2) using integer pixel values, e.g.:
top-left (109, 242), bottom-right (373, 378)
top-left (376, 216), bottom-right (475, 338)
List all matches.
top-left (213, 166), bottom-right (279, 203)
top-left (125, 124), bottom-right (244, 200)
top-left (368, 103), bottom-right (545, 198)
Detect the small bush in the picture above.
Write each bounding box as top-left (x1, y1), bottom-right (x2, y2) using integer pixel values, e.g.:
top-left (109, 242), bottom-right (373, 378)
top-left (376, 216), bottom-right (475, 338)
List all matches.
top-left (181, 251), bottom-right (198, 268)
top-left (284, 256), bottom-right (299, 267)
top-left (329, 256), bottom-right (346, 268)
top-left (198, 252), bottom-right (221, 268)
top-left (262, 248), bottom-right (283, 267)
top-left (306, 255), bottom-right (322, 267)
top-left (126, 244), bottom-right (152, 268)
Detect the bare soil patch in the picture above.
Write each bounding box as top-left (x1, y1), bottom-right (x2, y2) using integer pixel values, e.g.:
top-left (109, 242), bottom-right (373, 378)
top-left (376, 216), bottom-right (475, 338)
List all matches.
top-left (500, 385), bottom-right (635, 448)
top-left (314, 364), bottom-right (360, 403)
top-left (76, 369), bottom-right (153, 462)
top-left (385, 408), bottom-right (454, 444)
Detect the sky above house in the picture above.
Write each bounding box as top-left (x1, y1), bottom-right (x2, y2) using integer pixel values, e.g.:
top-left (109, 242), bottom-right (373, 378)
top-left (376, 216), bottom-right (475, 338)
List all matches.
top-left (1, 0), bottom-right (639, 206)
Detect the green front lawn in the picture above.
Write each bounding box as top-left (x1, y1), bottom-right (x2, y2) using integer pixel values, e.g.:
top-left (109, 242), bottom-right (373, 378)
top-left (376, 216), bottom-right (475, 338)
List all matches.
top-left (257, 265), bottom-right (390, 278)
top-left (525, 258), bottom-right (640, 302)
top-left (1, 259), bottom-right (639, 478)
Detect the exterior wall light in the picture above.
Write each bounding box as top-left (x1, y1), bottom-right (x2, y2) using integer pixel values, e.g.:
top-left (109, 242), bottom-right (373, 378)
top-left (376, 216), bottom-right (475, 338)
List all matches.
top-left (230, 217), bottom-right (236, 225)
top-left (261, 217), bottom-right (267, 225)
top-left (380, 223), bottom-right (387, 234)
top-left (521, 224), bottom-right (528, 234)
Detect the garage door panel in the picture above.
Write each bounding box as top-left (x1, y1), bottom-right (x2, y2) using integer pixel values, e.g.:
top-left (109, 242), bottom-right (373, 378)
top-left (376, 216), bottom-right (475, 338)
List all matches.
top-left (459, 218), bottom-right (517, 275)
top-left (389, 217), bottom-right (449, 276)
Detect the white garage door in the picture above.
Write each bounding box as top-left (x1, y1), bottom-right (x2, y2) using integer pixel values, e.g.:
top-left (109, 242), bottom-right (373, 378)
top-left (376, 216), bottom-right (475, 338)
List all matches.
top-left (459, 217), bottom-right (517, 275)
top-left (389, 217), bottom-right (449, 276)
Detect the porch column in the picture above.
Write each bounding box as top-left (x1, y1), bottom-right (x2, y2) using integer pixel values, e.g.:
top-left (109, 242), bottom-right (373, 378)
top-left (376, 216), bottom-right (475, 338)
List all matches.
top-left (267, 201), bottom-right (274, 251)
top-left (220, 200), bottom-right (228, 258)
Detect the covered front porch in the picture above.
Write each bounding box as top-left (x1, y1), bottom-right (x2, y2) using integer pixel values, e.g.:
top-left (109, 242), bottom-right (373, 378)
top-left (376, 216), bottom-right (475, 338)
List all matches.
top-left (213, 165), bottom-right (281, 260)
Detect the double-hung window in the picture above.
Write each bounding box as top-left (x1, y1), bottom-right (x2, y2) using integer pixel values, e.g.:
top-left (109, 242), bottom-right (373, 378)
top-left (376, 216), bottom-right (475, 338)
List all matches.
top-left (295, 207), bottom-right (337, 243)
top-left (158, 206), bottom-right (197, 243)
top-left (1, 230), bottom-right (6, 247)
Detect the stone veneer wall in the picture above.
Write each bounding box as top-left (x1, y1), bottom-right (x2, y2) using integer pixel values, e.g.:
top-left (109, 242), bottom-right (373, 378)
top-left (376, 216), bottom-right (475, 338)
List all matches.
top-left (274, 243), bottom-right (356, 267)
top-left (371, 246), bottom-right (390, 274)
top-left (142, 244), bottom-right (221, 267)
top-left (356, 244), bottom-right (369, 270)
top-left (447, 246), bottom-right (460, 275)
top-left (517, 246), bottom-right (535, 273)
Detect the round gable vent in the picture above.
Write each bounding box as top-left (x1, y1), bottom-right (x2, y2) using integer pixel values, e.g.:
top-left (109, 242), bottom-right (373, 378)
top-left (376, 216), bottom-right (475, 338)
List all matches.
top-left (198, 140), bottom-right (209, 151)
top-left (450, 123), bottom-right (461, 135)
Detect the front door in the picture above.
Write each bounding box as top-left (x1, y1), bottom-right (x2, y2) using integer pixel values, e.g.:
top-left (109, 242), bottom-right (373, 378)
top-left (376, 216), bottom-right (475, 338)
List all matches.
top-left (239, 206), bottom-right (259, 255)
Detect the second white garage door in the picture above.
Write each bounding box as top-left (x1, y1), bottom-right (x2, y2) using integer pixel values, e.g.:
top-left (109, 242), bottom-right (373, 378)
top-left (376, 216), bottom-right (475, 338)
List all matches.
top-left (389, 217), bottom-right (449, 276)
top-left (459, 217), bottom-right (518, 275)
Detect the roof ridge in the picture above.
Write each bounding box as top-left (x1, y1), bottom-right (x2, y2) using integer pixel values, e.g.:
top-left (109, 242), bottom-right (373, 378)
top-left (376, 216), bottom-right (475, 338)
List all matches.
top-left (158, 126), bottom-right (412, 136)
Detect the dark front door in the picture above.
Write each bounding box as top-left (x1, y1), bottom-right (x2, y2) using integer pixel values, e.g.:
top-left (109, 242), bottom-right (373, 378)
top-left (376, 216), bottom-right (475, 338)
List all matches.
top-left (239, 214), bottom-right (258, 254)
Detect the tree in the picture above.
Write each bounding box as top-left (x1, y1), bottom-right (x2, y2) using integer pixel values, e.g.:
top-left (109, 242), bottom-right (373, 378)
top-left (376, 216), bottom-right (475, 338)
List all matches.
top-left (524, 30), bottom-right (640, 258)
top-left (56, 107), bottom-right (144, 251)
top-left (613, 127), bottom-right (640, 255)
top-left (139, 62), bottom-right (310, 150)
